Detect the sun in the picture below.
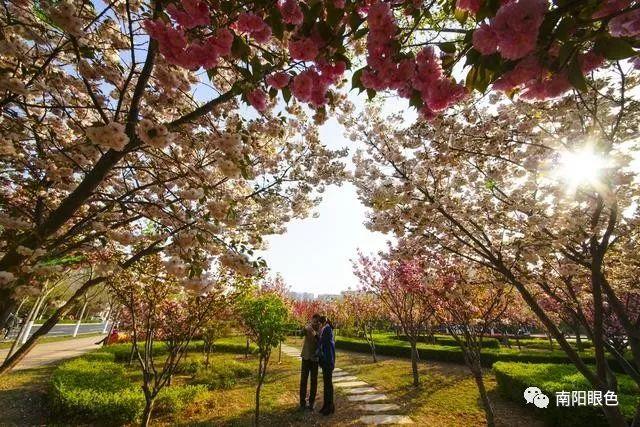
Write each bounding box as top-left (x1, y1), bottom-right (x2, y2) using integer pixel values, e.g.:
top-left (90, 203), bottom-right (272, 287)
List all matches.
top-left (557, 147), bottom-right (609, 190)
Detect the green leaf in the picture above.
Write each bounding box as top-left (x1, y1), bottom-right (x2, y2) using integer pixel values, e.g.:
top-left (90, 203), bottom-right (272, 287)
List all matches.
top-left (454, 8), bottom-right (468, 24)
top-left (438, 42), bottom-right (456, 54)
top-left (554, 17), bottom-right (574, 42)
top-left (594, 37), bottom-right (636, 60)
top-left (567, 57), bottom-right (587, 91)
top-left (250, 55), bottom-right (262, 80)
top-left (354, 27), bottom-right (369, 40)
top-left (282, 86), bottom-right (292, 103)
top-left (366, 88), bottom-right (376, 100)
top-left (231, 36), bottom-right (251, 60)
top-left (352, 67), bottom-right (365, 92)
top-left (409, 90), bottom-right (422, 109)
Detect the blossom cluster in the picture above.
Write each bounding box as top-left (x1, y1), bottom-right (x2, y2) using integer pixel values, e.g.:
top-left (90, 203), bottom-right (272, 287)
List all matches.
top-left (361, 2), bottom-right (467, 119)
top-left (143, 20), bottom-right (233, 70)
top-left (86, 122), bottom-right (129, 151)
top-left (137, 119), bottom-right (174, 148)
top-left (472, 0), bottom-right (548, 60)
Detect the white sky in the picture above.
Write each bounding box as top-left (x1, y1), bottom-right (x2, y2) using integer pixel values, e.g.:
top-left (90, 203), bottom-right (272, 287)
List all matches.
top-left (258, 115), bottom-right (390, 295)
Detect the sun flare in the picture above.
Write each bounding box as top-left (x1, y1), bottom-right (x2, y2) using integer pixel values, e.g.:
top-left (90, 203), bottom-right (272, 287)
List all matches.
top-left (557, 147), bottom-right (609, 190)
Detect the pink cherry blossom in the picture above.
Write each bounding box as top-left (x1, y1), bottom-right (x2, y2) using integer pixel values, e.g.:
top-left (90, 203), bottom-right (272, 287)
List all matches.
top-left (333, 0), bottom-right (346, 8)
top-left (423, 78), bottom-right (467, 112)
top-left (266, 71), bottom-right (291, 89)
top-left (492, 55), bottom-right (541, 91)
top-left (488, 0), bottom-right (548, 60)
top-left (280, 0), bottom-right (304, 25)
top-left (579, 51), bottom-right (605, 73)
top-left (289, 37), bottom-right (319, 61)
top-left (247, 88), bottom-right (268, 111)
top-left (236, 13), bottom-right (272, 42)
top-left (472, 23), bottom-right (498, 55)
top-left (609, 8), bottom-right (640, 37)
top-left (292, 70), bottom-right (314, 101)
top-left (212, 28), bottom-right (233, 57)
top-left (457, 0), bottom-right (483, 14)
top-left (592, 0), bottom-right (630, 19)
top-left (166, 0), bottom-right (210, 29)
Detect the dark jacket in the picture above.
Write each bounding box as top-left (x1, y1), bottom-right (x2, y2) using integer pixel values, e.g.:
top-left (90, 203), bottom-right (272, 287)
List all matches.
top-left (318, 324), bottom-right (335, 370)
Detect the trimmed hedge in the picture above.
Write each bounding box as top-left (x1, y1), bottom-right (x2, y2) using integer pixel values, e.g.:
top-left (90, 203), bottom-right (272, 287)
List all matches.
top-left (335, 337), bottom-right (635, 373)
top-left (493, 362), bottom-right (639, 426)
top-left (393, 334), bottom-right (501, 348)
top-left (50, 355), bottom-right (205, 424)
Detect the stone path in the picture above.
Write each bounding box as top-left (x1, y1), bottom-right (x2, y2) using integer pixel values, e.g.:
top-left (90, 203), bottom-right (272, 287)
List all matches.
top-left (281, 344), bottom-right (414, 425)
top-left (0, 335), bottom-right (106, 371)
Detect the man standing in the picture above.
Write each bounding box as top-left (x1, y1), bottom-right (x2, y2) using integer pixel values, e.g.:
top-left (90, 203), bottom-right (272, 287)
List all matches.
top-left (318, 315), bottom-right (335, 416)
top-left (299, 313), bottom-right (320, 410)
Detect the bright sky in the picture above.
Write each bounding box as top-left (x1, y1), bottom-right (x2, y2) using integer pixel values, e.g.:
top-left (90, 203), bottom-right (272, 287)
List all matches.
top-left (258, 116), bottom-right (390, 295)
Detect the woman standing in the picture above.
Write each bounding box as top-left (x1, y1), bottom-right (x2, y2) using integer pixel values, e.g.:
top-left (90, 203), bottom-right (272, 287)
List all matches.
top-left (318, 315), bottom-right (335, 415)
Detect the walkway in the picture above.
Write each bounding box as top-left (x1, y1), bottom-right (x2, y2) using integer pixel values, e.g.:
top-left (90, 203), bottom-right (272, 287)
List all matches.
top-left (281, 344), bottom-right (414, 425)
top-left (0, 335), bottom-right (106, 371)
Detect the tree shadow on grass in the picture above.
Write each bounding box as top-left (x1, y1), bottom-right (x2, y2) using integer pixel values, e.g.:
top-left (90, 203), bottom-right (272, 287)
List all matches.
top-left (0, 365), bottom-right (54, 425)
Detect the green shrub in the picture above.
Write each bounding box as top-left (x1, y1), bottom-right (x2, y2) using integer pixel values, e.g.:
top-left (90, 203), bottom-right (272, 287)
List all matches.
top-left (392, 334), bottom-right (501, 348)
top-left (493, 362), bottom-right (639, 426)
top-left (192, 359), bottom-right (253, 390)
top-left (335, 337), bottom-right (634, 373)
top-left (50, 358), bottom-right (144, 424)
top-left (50, 355), bottom-right (205, 424)
top-left (155, 385), bottom-right (206, 414)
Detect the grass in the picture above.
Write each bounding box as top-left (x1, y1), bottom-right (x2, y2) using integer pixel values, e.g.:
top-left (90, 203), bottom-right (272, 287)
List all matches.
top-left (0, 332), bottom-right (104, 349)
top-left (0, 365), bottom-right (55, 424)
top-left (0, 334), bottom-right (600, 426)
top-left (288, 336), bottom-right (544, 427)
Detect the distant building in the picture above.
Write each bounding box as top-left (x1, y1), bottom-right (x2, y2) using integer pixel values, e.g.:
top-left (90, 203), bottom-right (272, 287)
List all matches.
top-left (287, 291), bottom-right (315, 301)
top-left (316, 293), bottom-right (342, 302)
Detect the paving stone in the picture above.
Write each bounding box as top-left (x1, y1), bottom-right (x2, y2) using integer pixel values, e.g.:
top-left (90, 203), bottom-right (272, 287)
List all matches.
top-left (333, 375), bottom-right (358, 382)
top-left (359, 415), bottom-right (413, 425)
top-left (358, 403), bottom-right (400, 412)
top-left (347, 393), bottom-right (388, 402)
top-left (333, 371), bottom-right (349, 377)
top-left (333, 367), bottom-right (344, 372)
top-left (334, 381), bottom-right (368, 388)
top-left (345, 387), bottom-right (378, 394)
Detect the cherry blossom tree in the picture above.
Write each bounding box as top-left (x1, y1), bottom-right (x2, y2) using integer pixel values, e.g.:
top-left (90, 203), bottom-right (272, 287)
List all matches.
top-left (109, 253), bottom-right (232, 427)
top-left (354, 251), bottom-right (434, 386)
top-left (0, 0), bottom-right (353, 373)
top-left (350, 64), bottom-right (640, 425)
top-left (341, 291), bottom-right (386, 362)
top-left (424, 260), bottom-right (511, 427)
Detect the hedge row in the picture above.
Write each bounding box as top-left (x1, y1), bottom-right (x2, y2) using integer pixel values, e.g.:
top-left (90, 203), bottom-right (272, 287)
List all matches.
top-left (50, 355), bottom-right (205, 424)
top-left (335, 338), bottom-right (634, 373)
top-left (392, 334), bottom-right (501, 348)
top-left (493, 362), bottom-right (639, 426)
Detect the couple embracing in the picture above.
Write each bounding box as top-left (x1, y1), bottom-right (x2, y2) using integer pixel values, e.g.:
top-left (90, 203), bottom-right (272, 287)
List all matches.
top-left (299, 313), bottom-right (335, 415)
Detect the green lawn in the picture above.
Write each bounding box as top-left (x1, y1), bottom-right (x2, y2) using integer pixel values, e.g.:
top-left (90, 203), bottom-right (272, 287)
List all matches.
top-left (1, 335), bottom-right (614, 426)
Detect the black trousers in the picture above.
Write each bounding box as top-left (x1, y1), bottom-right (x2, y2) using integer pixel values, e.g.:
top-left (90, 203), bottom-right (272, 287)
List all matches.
top-left (321, 366), bottom-right (334, 409)
top-left (300, 359), bottom-right (318, 406)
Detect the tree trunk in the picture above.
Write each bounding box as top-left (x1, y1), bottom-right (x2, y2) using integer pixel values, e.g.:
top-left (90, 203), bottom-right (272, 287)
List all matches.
top-left (410, 340), bottom-right (419, 387)
top-left (547, 332), bottom-right (554, 351)
top-left (0, 277), bottom-right (103, 376)
top-left (245, 337), bottom-right (250, 359)
top-left (72, 300), bottom-right (88, 337)
top-left (141, 396), bottom-right (155, 427)
top-left (472, 366), bottom-right (495, 427)
top-left (205, 346), bottom-right (211, 368)
top-left (22, 294), bottom-right (45, 344)
top-left (575, 327), bottom-right (583, 352)
top-left (367, 329), bottom-right (377, 363)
